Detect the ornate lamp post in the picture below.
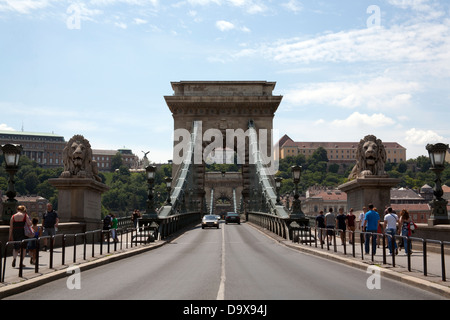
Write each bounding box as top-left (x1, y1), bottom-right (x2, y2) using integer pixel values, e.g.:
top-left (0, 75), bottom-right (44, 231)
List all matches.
top-left (275, 177), bottom-right (283, 205)
top-left (291, 166), bottom-right (303, 215)
top-left (145, 165), bottom-right (157, 217)
top-left (288, 165), bottom-right (308, 228)
top-left (427, 143), bottom-right (449, 225)
top-left (165, 177), bottom-right (172, 205)
top-left (1, 144), bottom-right (22, 223)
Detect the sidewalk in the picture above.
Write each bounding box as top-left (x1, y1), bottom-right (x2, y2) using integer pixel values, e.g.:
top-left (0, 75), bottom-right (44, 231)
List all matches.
top-left (0, 237), bottom-right (167, 299)
top-left (249, 223), bottom-right (450, 299)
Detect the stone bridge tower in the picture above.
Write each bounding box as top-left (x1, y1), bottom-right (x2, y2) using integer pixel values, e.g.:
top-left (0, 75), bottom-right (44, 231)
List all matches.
top-left (164, 81), bottom-right (283, 213)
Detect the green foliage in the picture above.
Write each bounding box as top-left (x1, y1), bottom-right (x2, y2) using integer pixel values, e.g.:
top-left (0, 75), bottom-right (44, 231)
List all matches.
top-left (276, 148), bottom-right (449, 195)
top-left (2, 149), bottom-right (449, 215)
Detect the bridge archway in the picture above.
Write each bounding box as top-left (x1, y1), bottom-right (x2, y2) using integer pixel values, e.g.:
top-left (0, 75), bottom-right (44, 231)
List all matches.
top-left (164, 81), bottom-right (283, 215)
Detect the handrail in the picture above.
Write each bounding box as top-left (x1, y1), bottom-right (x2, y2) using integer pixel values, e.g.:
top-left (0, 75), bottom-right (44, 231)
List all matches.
top-left (290, 224), bottom-right (450, 282)
top-left (0, 224), bottom-right (159, 283)
top-left (247, 123), bottom-right (290, 219)
top-left (160, 121), bottom-right (201, 217)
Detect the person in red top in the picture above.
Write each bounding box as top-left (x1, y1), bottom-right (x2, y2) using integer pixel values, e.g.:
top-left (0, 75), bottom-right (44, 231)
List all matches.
top-left (346, 208), bottom-right (356, 244)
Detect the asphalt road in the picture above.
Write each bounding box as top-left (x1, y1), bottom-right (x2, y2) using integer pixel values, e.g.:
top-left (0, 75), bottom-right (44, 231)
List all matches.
top-left (5, 221), bottom-right (445, 300)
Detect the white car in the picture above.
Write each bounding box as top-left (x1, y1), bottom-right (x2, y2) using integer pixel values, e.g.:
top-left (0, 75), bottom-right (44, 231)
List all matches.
top-left (202, 215), bottom-right (220, 229)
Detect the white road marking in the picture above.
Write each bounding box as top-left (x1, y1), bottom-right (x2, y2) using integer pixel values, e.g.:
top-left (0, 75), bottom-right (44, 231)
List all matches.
top-left (216, 224), bottom-right (226, 300)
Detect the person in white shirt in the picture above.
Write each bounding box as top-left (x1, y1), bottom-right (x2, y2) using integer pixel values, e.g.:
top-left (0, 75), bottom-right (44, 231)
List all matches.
top-left (359, 207), bottom-right (367, 244)
top-left (383, 207), bottom-right (398, 255)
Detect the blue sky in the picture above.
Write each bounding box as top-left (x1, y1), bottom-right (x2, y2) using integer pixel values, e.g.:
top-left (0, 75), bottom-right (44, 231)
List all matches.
top-left (0, 0), bottom-right (449, 163)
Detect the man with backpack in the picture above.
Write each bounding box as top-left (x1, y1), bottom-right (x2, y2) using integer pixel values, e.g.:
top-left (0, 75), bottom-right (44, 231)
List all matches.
top-left (42, 203), bottom-right (59, 251)
top-left (103, 213), bottom-right (112, 242)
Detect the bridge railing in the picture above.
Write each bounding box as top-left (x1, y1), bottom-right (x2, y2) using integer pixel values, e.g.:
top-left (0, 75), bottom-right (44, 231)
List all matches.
top-left (291, 225), bottom-right (450, 282)
top-left (139, 211), bottom-right (201, 240)
top-left (0, 223), bottom-right (158, 282)
top-left (247, 211), bottom-right (290, 240)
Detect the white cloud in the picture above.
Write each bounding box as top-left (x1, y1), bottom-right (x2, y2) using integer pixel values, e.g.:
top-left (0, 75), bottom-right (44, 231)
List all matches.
top-left (332, 112), bottom-right (396, 128)
top-left (0, 123), bottom-right (15, 131)
top-left (0, 0), bottom-right (54, 14)
top-left (405, 128), bottom-right (444, 145)
top-left (216, 20), bottom-right (235, 31)
top-left (90, 0), bottom-right (159, 6)
top-left (133, 18), bottom-right (147, 24)
top-left (115, 21), bottom-right (127, 29)
top-left (233, 19), bottom-right (450, 67)
top-left (282, 0), bottom-right (302, 13)
top-left (284, 77), bottom-right (420, 110)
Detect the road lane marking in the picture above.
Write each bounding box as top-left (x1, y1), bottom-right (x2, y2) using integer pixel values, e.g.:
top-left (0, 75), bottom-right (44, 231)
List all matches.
top-left (216, 224), bottom-right (226, 300)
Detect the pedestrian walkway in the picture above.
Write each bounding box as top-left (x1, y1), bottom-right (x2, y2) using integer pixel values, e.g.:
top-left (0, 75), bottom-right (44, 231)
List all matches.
top-left (257, 225), bottom-right (450, 298)
top-left (0, 232), bottom-right (166, 299)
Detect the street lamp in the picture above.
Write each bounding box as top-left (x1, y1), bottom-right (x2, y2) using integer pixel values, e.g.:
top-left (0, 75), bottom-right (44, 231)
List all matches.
top-left (145, 165), bottom-right (157, 216)
top-left (275, 177), bottom-right (283, 205)
top-left (165, 177), bottom-right (172, 205)
top-left (291, 165), bottom-right (302, 184)
top-left (1, 144), bottom-right (22, 223)
top-left (290, 165), bottom-right (306, 222)
top-left (426, 143), bottom-right (449, 225)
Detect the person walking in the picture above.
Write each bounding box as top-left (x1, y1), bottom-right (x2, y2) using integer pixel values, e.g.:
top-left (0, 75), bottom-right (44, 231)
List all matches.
top-left (383, 207), bottom-right (398, 255)
top-left (399, 209), bottom-right (414, 255)
top-left (111, 214), bottom-right (119, 243)
top-left (325, 208), bottom-right (336, 246)
top-left (131, 209), bottom-right (141, 229)
top-left (27, 218), bottom-right (42, 264)
top-left (315, 210), bottom-right (326, 245)
top-left (42, 203), bottom-right (59, 251)
top-left (102, 213), bottom-right (112, 242)
top-left (359, 207), bottom-right (367, 244)
top-left (335, 208), bottom-right (347, 245)
top-left (9, 205), bottom-right (32, 268)
top-left (346, 208), bottom-right (356, 244)
top-left (363, 204), bottom-right (380, 255)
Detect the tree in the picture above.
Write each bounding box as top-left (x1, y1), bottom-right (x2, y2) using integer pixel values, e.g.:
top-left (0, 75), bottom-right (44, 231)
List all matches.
top-left (111, 152), bottom-right (123, 172)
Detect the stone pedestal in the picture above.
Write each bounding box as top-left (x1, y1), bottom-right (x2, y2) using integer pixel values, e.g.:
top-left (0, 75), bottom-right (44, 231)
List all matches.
top-left (49, 178), bottom-right (109, 231)
top-left (339, 177), bottom-right (400, 218)
top-left (428, 198), bottom-right (450, 226)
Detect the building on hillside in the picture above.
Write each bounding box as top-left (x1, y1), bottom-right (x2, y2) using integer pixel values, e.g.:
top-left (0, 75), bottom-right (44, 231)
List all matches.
top-left (278, 134), bottom-right (407, 164)
top-left (0, 129), bottom-right (139, 171)
top-left (0, 193), bottom-right (48, 220)
top-left (302, 186), bottom-right (348, 215)
top-left (390, 187), bottom-right (427, 205)
top-left (0, 130), bottom-right (66, 168)
top-left (92, 148), bottom-right (140, 171)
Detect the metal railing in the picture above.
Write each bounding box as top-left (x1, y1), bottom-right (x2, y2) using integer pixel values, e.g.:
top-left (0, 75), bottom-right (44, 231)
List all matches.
top-left (1, 224), bottom-right (156, 283)
top-left (291, 225), bottom-right (450, 282)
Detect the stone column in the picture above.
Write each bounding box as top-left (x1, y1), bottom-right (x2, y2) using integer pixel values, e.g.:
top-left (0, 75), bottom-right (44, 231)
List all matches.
top-left (339, 177), bottom-right (400, 218)
top-left (49, 178), bottom-right (109, 230)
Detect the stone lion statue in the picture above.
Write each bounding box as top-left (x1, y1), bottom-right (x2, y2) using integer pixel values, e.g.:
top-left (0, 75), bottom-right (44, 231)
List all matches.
top-left (60, 134), bottom-right (101, 182)
top-left (348, 135), bottom-right (387, 180)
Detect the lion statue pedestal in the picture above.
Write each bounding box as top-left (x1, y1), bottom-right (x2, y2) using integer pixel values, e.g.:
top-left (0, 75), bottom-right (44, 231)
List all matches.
top-left (339, 135), bottom-right (400, 218)
top-left (49, 135), bottom-right (109, 230)
top-left (339, 177), bottom-right (400, 218)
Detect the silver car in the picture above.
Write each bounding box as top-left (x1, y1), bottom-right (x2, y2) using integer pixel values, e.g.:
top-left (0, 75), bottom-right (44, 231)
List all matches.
top-left (202, 215), bottom-right (220, 229)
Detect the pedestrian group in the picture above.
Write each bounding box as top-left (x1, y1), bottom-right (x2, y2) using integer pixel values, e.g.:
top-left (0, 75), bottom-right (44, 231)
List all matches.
top-left (316, 204), bottom-right (417, 256)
